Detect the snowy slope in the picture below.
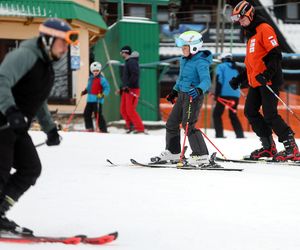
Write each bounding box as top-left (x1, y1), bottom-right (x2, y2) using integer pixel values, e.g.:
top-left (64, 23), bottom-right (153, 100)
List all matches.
top-left (2, 129), bottom-right (300, 250)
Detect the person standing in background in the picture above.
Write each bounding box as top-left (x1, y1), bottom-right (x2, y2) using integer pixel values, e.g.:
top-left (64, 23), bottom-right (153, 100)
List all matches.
top-left (119, 46), bottom-right (145, 134)
top-left (213, 52), bottom-right (245, 138)
top-left (81, 61), bottom-right (110, 133)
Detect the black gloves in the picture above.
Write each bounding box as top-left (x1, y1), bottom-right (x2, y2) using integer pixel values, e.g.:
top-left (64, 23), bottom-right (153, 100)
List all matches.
top-left (122, 86), bottom-right (130, 93)
top-left (255, 73), bottom-right (269, 85)
top-left (188, 88), bottom-right (203, 100)
top-left (46, 127), bottom-right (61, 146)
top-left (81, 89), bottom-right (87, 96)
top-left (5, 106), bottom-right (28, 134)
top-left (229, 77), bottom-right (241, 90)
top-left (166, 89), bottom-right (178, 104)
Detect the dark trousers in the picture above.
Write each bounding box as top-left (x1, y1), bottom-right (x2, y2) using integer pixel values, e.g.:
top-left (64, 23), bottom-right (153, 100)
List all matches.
top-left (244, 85), bottom-right (291, 142)
top-left (166, 92), bottom-right (209, 156)
top-left (0, 128), bottom-right (41, 202)
top-left (213, 96), bottom-right (244, 138)
top-left (83, 102), bottom-right (107, 132)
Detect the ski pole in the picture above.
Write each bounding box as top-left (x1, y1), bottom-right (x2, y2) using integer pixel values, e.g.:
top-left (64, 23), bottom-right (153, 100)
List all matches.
top-left (217, 97), bottom-right (237, 113)
top-left (266, 85), bottom-right (300, 123)
top-left (197, 128), bottom-right (227, 160)
top-left (178, 96), bottom-right (193, 167)
top-left (64, 96), bottom-right (83, 131)
top-left (96, 100), bottom-right (100, 132)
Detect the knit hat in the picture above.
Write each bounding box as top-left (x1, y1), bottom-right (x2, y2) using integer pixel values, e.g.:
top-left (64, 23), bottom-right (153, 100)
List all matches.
top-left (120, 45), bottom-right (132, 55)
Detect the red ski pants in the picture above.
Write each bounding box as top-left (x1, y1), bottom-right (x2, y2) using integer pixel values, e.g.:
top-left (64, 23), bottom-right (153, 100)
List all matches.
top-left (120, 88), bottom-right (144, 132)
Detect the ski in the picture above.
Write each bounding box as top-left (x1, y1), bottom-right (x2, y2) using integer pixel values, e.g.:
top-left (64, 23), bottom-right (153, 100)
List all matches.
top-left (130, 153), bottom-right (244, 171)
top-left (130, 159), bottom-right (178, 169)
top-left (215, 157), bottom-right (300, 166)
top-left (0, 231), bottom-right (118, 245)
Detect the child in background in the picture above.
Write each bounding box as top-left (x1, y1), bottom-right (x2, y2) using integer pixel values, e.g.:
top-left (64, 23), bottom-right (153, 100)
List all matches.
top-left (81, 61), bottom-right (110, 132)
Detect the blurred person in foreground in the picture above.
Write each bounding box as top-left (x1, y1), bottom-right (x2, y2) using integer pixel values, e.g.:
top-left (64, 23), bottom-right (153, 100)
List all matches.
top-left (0, 18), bottom-right (78, 234)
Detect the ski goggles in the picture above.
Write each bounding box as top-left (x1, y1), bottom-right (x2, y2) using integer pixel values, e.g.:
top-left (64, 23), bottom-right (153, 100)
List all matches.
top-left (39, 25), bottom-right (79, 45)
top-left (175, 37), bottom-right (202, 47)
top-left (231, 14), bottom-right (241, 22)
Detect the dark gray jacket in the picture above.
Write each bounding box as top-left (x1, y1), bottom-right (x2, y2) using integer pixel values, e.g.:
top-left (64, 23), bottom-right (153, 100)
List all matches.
top-left (0, 37), bottom-right (56, 132)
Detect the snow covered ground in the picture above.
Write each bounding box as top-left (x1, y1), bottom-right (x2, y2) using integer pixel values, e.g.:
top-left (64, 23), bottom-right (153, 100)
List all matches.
top-left (3, 127), bottom-right (300, 250)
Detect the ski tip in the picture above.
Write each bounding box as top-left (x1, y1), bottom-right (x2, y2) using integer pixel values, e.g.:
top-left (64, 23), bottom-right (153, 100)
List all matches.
top-left (109, 231), bottom-right (118, 240)
top-left (130, 159), bottom-right (137, 164)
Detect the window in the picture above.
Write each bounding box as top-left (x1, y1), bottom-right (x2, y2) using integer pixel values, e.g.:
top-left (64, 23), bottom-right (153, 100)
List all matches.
top-left (287, 2), bottom-right (298, 19)
top-left (129, 6), bottom-right (146, 17)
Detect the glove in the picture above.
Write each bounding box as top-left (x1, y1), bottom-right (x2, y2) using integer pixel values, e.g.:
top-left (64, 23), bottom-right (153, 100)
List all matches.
top-left (229, 77), bottom-right (240, 90)
top-left (46, 127), bottom-right (61, 146)
top-left (166, 89), bottom-right (178, 104)
top-left (5, 106), bottom-right (28, 134)
top-left (81, 89), bottom-right (87, 96)
top-left (122, 86), bottom-right (129, 93)
top-left (188, 88), bottom-right (203, 100)
top-left (255, 73), bottom-right (268, 85)
top-left (97, 93), bottom-right (104, 98)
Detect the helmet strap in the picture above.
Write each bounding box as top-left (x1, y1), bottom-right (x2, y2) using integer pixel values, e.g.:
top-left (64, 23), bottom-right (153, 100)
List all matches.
top-left (41, 36), bottom-right (54, 60)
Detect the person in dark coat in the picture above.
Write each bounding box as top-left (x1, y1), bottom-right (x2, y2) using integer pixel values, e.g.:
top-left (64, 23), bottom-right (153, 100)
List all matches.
top-left (119, 46), bottom-right (145, 133)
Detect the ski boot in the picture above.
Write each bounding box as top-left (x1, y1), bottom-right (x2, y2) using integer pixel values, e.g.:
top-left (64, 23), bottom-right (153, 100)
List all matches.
top-left (150, 150), bottom-right (181, 164)
top-left (187, 154), bottom-right (210, 167)
top-left (246, 136), bottom-right (277, 160)
top-left (0, 196), bottom-right (33, 236)
top-left (273, 132), bottom-right (300, 162)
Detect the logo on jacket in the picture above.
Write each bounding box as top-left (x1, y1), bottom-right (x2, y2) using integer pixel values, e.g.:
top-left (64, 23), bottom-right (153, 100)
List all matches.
top-left (268, 36), bottom-right (278, 47)
top-left (249, 38), bottom-right (256, 53)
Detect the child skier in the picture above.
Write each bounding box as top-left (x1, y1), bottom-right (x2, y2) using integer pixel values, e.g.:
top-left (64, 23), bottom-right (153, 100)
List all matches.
top-left (81, 62), bottom-right (110, 132)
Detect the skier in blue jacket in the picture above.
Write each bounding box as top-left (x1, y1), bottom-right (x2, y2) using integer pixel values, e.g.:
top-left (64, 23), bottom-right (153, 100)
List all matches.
top-left (81, 62), bottom-right (110, 132)
top-left (213, 52), bottom-right (245, 138)
top-left (152, 30), bottom-right (213, 167)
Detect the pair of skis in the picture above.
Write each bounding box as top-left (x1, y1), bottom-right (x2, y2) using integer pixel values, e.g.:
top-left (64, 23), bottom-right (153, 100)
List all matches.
top-left (0, 231), bottom-right (118, 245)
top-left (107, 152), bottom-right (244, 171)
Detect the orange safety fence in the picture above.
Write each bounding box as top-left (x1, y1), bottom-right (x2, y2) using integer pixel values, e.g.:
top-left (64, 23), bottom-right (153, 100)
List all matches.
top-left (159, 90), bottom-right (300, 138)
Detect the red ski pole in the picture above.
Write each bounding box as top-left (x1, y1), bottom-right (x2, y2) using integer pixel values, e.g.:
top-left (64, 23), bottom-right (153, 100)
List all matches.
top-left (64, 96), bottom-right (82, 131)
top-left (197, 127), bottom-right (227, 160)
top-left (217, 97), bottom-right (237, 113)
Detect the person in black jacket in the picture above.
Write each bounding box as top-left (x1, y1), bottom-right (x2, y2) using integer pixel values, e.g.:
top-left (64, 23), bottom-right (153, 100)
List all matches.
top-left (118, 46), bottom-right (145, 133)
top-left (0, 18), bottom-right (79, 234)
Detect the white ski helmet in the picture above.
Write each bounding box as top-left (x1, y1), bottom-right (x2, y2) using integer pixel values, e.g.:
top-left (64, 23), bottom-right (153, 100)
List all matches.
top-left (220, 52), bottom-right (233, 60)
top-left (90, 61), bottom-right (102, 72)
top-left (175, 30), bottom-right (203, 55)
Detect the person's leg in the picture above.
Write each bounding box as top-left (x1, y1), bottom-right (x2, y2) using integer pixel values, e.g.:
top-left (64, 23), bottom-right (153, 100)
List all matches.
top-left (97, 103), bottom-right (108, 133)
top-left (184, 95), bottom-right (209, 156)
top-left (125, 89), bottom-right (144, 132)
top-left (212, 101), bottom-right (225, 138)
top-left (83, 103), bottom-right (95, 130)
top-left (228, 97), bottom-right (244, 138)
top-left (260, 85), bottom-right (300, 160)
top-left (120, 93), bottom-right (131, 130)
top-left (244, 87), bottom-right (276, 159)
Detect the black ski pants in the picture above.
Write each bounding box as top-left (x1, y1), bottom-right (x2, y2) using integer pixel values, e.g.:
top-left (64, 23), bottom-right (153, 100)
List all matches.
top-left (244, 85), bottom-right (292, 142)
top-left (83, 102), bottom-right (107, 132)
top-left (166, 92), bottom-right (209, 156)
top-left (213, 96), bottom-right (244, 138)
top-left (0, 128), bottom-right (41, 202)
